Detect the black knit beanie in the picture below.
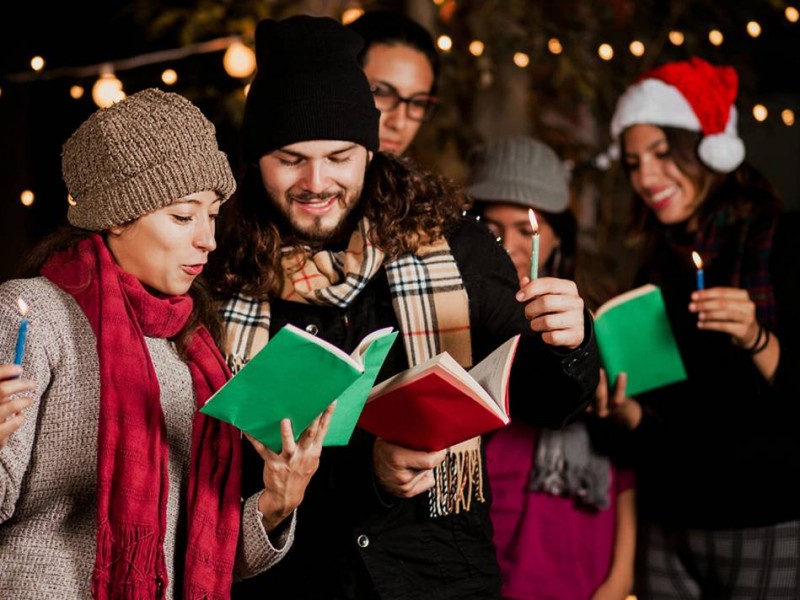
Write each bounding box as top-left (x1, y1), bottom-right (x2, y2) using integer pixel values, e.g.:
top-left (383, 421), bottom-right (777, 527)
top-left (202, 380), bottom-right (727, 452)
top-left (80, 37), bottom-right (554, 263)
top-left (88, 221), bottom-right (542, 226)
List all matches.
top-left (243, 15), bottom-right (380, 161)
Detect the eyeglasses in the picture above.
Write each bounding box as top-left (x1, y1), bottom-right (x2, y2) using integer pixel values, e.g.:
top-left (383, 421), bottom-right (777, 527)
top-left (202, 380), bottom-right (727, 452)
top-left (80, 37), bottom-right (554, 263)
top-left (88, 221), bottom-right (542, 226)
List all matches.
top-left (369, 81), bottom-right (439, 122)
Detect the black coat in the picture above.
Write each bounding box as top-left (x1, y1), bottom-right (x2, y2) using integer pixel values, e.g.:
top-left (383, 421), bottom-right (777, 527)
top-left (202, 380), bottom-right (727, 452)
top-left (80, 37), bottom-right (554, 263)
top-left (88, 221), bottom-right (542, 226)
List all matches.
top-left (233, 217), bottom-right (600, 600)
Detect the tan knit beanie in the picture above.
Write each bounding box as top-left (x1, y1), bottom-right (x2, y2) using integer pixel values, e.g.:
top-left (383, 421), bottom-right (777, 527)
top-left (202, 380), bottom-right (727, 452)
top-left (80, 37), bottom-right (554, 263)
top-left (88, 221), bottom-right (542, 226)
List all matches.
top-left (63, 88), bottom-right (236, 231)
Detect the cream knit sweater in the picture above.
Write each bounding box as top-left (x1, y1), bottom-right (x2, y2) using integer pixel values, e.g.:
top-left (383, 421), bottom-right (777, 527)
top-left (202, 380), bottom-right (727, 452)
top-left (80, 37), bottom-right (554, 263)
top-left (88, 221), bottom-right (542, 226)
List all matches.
top-left (0, 277), bottom-right (293, 598)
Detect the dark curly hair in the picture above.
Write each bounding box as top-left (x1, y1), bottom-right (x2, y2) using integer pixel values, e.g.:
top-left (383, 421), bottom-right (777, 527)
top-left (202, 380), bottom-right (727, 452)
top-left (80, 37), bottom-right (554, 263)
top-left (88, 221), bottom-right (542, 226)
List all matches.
top-left (208, 152), bottom-right (465, 300)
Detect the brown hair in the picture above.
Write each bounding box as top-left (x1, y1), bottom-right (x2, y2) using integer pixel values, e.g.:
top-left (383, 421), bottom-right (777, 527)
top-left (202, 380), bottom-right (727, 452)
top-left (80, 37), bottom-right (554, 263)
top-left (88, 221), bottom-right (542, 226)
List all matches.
top-left (209, 152), bottom-right (465, 300)
top-left (20, 224), bottom-right (225, 360)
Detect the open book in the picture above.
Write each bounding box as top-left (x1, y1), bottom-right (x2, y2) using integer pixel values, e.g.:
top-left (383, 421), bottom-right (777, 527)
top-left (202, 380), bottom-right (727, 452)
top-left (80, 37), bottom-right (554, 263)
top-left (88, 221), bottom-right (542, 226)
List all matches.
top-left (357, 334), bottom-right (521, 452)
top-left (594, 283), bottom-right (687, 397)
top-left (201, 324), bottom-right (398, 452)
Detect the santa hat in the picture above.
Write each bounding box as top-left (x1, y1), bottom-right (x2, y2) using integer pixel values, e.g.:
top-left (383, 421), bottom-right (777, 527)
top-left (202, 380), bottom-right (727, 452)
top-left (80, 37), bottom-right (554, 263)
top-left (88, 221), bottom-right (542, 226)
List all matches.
top-left (610, 57), bottom-right (746, 173)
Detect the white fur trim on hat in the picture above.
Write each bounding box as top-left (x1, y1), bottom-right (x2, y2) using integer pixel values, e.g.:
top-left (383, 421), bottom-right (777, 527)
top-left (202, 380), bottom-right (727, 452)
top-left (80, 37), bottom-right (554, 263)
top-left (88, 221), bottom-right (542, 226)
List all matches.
top-left (610, 78), bottom-right (745, 173)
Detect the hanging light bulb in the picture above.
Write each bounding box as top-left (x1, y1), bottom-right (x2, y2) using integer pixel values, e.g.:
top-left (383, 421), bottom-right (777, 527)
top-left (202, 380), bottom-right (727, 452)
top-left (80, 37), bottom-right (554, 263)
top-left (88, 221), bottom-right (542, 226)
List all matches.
top-left (223, 41), bottom-right (256, 79)
top-left (161, 69), bottom-right (178, 85)
top-left (92, 66), bottom-right (125, 108)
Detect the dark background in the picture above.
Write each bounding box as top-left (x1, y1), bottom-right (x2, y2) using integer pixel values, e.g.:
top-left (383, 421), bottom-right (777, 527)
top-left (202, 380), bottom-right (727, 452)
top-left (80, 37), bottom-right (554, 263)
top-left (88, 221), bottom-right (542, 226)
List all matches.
top-left (1, 1), bottom-right (799, 286)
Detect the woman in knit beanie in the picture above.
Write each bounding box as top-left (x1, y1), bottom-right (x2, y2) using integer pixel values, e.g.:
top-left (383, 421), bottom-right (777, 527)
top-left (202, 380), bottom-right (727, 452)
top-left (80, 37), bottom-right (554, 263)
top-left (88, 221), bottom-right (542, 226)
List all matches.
top-left (0, 88), bottom-right (332, 599)
top-left (597, 57), bottom-right (800, 596)
top-left (467, 135), bottom-right (637, 600)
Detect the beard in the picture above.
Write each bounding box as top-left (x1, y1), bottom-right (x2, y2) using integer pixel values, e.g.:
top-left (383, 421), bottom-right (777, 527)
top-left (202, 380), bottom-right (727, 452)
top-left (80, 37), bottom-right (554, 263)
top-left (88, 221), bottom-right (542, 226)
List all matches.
top-left (267, 184), bottom-right (364, 246)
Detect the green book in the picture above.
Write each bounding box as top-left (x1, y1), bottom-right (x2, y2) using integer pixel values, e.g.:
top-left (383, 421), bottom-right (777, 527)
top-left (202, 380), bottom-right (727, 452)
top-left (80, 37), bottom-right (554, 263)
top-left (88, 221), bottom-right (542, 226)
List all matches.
top-left (593, 284), bottom-right (687, 397)
top-left (201, 324), bottom-right (398, 452)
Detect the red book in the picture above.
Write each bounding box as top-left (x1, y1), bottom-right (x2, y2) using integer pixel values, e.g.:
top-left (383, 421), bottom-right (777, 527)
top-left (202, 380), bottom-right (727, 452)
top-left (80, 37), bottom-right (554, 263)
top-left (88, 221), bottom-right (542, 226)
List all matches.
top-left (357, 335), bottom-right (520, 451)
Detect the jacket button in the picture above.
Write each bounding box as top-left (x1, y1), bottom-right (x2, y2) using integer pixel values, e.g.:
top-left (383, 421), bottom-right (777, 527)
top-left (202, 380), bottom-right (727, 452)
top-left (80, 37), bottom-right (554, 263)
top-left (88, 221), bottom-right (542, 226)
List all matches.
top-left (305, 323), bottom-right (319, 336)
top-left (356, 534), bottom-right (370, 548)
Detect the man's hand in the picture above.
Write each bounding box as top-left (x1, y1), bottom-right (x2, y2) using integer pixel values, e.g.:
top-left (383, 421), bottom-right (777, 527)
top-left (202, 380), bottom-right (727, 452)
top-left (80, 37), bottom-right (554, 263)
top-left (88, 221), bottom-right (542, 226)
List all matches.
top-left (373, 438), bottom-right (447, 498)
top-left (516, 276), bottom-right (585, 350)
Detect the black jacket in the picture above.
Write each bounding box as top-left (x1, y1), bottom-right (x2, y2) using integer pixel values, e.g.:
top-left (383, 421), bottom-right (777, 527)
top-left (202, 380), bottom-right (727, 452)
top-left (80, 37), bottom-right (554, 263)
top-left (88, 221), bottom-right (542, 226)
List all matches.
top-left (233, 217), bottom-right (599, 600)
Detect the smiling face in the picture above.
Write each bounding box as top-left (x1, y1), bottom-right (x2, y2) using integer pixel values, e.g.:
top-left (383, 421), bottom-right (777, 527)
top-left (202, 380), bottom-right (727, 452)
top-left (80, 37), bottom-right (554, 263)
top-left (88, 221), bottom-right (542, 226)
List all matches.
top-left (106, 190), bottom-right (221, 296)
top-left (622, 124), bottom-right (704, 226)
top-left (362, 43), bottom-right (435, 155)
top-left (258, 140), bottom-right (371, 244)
top-left (481, 203), bottom-right (560, 282)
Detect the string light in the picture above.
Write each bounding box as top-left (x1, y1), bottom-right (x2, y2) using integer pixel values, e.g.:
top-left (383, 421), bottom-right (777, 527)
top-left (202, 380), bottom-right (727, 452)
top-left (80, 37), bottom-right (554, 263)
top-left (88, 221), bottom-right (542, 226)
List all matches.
top-left (786, 6), bottom-right (799, 23)
top-left (781, 109), bottom-right (795, 126)
top-left (69, 85), bottom-right (84, 99)
top-left (753, 104), bottom-right (768, 122)
top-left (92, 66), bottom-right (125, 108)
top-left (30, 56), bottom-right (45, 72)
top-left (746, 21), bottom-right (762, 37)
top-left (709, 29), bottom-right (724, 46)
top-left (161, 69), bottom-right (178, 86)
top-left (548, 38), bottom-right (563, 54)
top-left (436, 35), bottom-right (453, 52)
top-left (629, 40), bottom-right (645, 57)
top-left (20, 190), bottom-right (34, 207)
top-left (598, 43), bottom-right (614, 60)
top-left (222, 41), bottom-right (256, 78)
top-left (469, 40), bottom-right (485, 56)
top-left (513, 52), bottom-right (530, 68)
top-left (669, 31), bottom-right (685, 45)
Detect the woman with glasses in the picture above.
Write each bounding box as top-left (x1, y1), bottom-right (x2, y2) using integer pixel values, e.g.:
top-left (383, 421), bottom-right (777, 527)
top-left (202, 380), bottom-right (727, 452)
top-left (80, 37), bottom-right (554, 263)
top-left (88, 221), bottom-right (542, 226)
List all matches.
top-left (348, 10), bottom-right (439, 156)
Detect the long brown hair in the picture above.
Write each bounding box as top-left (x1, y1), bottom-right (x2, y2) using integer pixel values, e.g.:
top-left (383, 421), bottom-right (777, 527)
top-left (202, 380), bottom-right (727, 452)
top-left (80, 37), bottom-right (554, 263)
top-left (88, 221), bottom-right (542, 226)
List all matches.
top-left (21, 224), bottom-right (225, 359)
top-left (621, 126), bottom-right (781, 243)
top-left (209, 151), bottom-right (465, 299)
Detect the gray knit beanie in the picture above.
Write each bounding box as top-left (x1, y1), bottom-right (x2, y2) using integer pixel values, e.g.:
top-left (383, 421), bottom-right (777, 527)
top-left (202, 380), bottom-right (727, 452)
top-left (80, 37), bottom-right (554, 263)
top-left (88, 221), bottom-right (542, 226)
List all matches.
top-left (63, 88), bottom-right (236, 231)
top-left (466, 136), bottom-right (569, 213)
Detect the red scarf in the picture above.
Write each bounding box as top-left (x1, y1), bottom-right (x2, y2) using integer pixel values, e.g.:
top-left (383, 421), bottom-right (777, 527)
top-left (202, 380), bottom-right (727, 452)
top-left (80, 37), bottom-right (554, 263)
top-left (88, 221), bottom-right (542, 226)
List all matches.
top-left (41, 235), bottom-right (241, 599)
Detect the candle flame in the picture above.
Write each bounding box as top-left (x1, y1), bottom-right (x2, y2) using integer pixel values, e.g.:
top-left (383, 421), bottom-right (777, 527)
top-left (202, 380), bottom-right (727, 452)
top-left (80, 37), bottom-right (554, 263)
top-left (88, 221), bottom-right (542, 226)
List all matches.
top-left (691, 251), bottom-right (704, 269)
top-left (17, 297), bottom-right (29, 317)
top-left (528, 209), bottom-right (539, 234)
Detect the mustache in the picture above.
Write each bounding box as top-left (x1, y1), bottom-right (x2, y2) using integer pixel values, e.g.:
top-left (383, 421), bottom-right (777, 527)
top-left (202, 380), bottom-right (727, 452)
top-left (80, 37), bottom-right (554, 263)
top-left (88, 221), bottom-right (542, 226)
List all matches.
top-left (288, 190), bottom-right (341, 202)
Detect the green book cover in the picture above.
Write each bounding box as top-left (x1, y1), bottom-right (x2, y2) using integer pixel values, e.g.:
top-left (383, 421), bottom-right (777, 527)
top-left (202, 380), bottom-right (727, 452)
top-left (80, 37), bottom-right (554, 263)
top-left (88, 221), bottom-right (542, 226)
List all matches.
top-left (594, 284), bottom-right (687, 397)
top-left (200, 324), bottom-right (397, 452)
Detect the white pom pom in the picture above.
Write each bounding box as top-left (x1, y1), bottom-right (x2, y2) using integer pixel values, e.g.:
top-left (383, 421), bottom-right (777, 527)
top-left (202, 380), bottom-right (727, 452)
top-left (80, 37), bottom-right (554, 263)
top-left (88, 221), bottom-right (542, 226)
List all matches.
top-left (698, 134), bottom-right (745, 173)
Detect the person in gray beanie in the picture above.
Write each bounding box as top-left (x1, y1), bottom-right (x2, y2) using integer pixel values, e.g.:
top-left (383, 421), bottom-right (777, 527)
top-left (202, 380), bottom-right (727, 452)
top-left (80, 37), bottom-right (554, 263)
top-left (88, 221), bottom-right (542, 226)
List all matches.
top-left (209, 14), bottom-right (600, 600)
top-left (466, 135), bottom-right (637, 599)
top-left (0, 87), bottom-right (333, 599)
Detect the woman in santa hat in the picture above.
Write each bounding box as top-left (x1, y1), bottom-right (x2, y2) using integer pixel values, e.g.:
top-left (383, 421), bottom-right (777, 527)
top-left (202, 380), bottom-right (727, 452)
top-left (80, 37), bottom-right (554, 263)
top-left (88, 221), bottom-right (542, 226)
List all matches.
top-left (595, 57), bottom-right (800, 596)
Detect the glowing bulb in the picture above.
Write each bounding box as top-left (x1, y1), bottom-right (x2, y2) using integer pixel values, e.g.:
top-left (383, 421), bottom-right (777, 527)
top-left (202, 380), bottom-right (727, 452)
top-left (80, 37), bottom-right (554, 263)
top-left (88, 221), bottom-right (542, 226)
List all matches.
top-left (781, 109), bottom-right (795, 126)
top-left (786, 7), bottom-right (799, 23)
top-left (436, 35), bottom-right (452, 52)
top-left (598, 43), bottom-right (614, 61)
top-left (223, 41), bottom-right (256, 79)
top-left (69, 85), bottom-right (84, 99)
top-left (469, 40), bottom-right (485, 56)
top-left (548, 38), bottom-right (563, 54)
top-left (753, 104), bottom-right (768, 122)
top-left (20, 190), bottom-right (34, 207)
top-left (629, 40), bottom-right (645, 57)
top-left (746, 21), bottom-right (761, 37)
top-left (342, 8), bottom-right (364, 25)
top-left (669, 31), bottom-right (685, 45)
top-left (513, 52), bottom-right (530, 68)
top-left (708, 29), bottom-right (724, 46)
top-left (67, 194), bottom-right (77, 206)
top-left (92, 70), bottom-right (125, 108)
top-left (30, 56), bottom-right (45, 71)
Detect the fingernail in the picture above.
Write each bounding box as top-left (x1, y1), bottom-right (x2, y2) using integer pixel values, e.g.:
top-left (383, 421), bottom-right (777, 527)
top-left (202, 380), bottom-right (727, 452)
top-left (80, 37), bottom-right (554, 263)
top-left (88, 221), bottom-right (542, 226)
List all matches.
top-left (516, 292), bottom-right (524, 301)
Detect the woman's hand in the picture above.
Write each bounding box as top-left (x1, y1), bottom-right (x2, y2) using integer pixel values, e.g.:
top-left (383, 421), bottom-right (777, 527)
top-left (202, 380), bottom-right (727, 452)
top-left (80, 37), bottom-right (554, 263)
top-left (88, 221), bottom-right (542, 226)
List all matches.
top-left (690, 286), bottom-right (760, 348)
top-left (592, 369), bottom-right (641, 430)
top-left (248, 401), bottom-right (336, 532)
top-left (0, 364), bottom-right (35, 450)
top-left (517, 276), bottom-right (585, 350)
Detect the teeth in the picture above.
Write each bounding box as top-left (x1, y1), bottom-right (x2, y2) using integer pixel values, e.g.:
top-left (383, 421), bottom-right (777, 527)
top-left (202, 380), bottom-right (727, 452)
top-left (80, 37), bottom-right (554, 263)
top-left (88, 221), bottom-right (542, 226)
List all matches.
top-left (651, 187), bottom-right (675, 202)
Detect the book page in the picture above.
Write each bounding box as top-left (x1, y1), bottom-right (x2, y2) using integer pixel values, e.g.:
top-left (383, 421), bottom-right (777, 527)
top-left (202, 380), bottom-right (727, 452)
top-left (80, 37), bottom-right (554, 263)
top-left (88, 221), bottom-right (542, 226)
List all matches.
top-left (467, 335), bottom-right (520, 417)
top-left (350, 326), bottom-right (396, 369)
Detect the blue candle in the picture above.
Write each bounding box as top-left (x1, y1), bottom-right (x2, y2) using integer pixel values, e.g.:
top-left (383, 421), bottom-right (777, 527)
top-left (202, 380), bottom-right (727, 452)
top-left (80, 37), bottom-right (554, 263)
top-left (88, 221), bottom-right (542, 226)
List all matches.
top-left (528, 209), bottom-right (539, 281)
top-left (691, 251), bottom-right (705, 291)
top-left (13, 298), bottom-right (29, 366)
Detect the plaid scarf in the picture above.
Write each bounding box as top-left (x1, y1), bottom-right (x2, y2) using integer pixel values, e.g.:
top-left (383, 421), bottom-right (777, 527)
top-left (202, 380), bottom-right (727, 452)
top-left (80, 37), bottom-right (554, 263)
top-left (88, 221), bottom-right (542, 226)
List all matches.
top-left (222, 218), bottom-right (483, 517)
top-left (42, 235), bottom-right (241, 600)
